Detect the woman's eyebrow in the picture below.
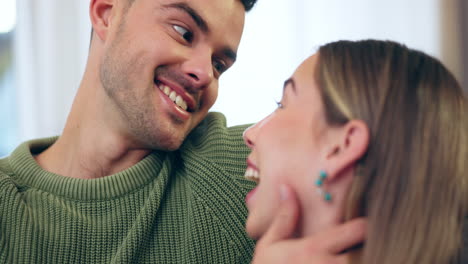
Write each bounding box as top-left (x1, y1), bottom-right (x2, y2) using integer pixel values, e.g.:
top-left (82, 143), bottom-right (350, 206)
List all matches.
top-left (283, 78), bottom-right (297, 94)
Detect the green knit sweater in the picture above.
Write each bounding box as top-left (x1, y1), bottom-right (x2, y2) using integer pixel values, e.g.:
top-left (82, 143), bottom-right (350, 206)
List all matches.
top-left (0, 112), bottom-right (256, 263)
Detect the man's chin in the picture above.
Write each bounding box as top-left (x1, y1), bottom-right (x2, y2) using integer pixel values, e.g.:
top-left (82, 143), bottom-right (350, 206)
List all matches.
top-left (162, 142), bottom-right (183, 152)
top-left (134, 131), bottom-right (186, 152)
top-left (152, 137), bottom-right (185, 151)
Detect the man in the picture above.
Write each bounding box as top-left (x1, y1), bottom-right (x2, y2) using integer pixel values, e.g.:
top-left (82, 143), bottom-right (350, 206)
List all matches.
top-left (0, 0), bottom-right (364, 263)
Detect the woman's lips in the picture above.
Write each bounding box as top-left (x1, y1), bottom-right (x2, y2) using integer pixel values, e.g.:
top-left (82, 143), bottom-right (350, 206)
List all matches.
top-left (245, 159), bottom-right (260, 183)
top-left (245, 186), bottom-right (258, 204)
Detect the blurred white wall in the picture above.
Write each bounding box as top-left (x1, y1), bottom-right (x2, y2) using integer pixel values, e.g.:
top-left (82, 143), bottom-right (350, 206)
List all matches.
top-left (11, 0), bottom-right (463, 146)
top-left (14, 0), bottom-right (90, 141)
top-left (214, 0), bottom-right (463, 126)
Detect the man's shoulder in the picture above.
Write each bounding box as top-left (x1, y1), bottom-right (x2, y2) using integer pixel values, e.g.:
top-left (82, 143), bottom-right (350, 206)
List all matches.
top-left (0, 155), bottom-right (13, 178)
top-left (183, 112), bottom-right (251, 154)
top-left (179, 112), bottom-right (256, 190)
top-left (0, 155), bottom-right (18, 202)
top-left (0, 138), bottom-right (56, 190)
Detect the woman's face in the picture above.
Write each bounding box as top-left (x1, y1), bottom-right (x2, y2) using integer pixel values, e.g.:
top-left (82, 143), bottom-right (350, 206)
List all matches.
top-left (243, 54), bottom-right (332, 239)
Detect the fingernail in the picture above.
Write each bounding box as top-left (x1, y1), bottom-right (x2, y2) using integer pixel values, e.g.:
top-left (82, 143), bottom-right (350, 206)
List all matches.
top-left (279, 184), bottom-right (289, 201)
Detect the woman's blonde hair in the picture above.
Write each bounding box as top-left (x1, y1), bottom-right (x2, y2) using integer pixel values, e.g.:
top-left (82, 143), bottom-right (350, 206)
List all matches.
top-left (316, 40), bottom-right (467, 263)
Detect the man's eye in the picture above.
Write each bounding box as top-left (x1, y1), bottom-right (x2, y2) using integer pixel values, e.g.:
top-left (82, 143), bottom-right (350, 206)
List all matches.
top-left (173, 25), bottom-right (193, 43)
top-left (213, 60), bottom-right (227, 74)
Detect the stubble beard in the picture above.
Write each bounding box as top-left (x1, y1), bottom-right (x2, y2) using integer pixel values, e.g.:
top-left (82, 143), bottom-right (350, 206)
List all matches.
top-left (99, 23), bottom-right (186, 151)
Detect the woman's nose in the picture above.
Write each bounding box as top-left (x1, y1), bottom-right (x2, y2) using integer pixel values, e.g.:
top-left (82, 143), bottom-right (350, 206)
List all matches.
top-left (243, 124), bottom-right (257, 148)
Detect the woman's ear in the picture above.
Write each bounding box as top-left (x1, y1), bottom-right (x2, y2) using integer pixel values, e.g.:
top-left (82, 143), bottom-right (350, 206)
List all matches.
top-left (90, 0), bottom-right (115, 42)
top-left (324, 120), bottom-right (369, 180)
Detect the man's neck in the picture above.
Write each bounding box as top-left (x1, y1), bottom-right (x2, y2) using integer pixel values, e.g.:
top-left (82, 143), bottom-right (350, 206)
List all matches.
top-left (35, 122), bottom-right (151, 179)
top-left (34, 75), bottom-right (152, 179)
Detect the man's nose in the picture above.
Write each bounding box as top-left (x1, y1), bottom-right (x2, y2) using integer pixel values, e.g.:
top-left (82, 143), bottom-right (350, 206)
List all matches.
top-left (181, 48), bottom-right (214, 89)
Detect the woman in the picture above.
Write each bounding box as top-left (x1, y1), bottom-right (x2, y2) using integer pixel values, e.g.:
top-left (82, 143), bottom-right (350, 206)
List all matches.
top-left (243, 40), bottom-right (467, 263)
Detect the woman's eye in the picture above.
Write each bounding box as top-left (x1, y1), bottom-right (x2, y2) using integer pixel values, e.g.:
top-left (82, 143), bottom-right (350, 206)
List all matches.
top-left (275, 101), bottom-right (284, 109)
top-left (173, 25), bottom-right (193, 43)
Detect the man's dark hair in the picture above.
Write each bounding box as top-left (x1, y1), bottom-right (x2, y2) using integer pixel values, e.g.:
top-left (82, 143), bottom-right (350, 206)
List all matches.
top-left (127, 0), bottom-right (257, 11)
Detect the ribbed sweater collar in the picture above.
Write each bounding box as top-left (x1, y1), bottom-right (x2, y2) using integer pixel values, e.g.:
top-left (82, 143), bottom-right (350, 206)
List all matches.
top-left (8, 137), bottom-right (168, 201)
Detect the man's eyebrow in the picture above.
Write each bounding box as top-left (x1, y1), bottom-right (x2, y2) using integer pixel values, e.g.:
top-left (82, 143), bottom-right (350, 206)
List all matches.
top-left (283, 78), bottom-right (297, 94)
top-left (163, 2), bottom-right (209, 33)
top-left (221, 48), bottom-right (237, 63)
top-left (163, 2), bottom-right (237, 64)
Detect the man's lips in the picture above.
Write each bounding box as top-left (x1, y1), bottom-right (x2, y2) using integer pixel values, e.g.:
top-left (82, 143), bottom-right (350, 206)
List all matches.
top-left (154, 78), bottom-right (197, 112)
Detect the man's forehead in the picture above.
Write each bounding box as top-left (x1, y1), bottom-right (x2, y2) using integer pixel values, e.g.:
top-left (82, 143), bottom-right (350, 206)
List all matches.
top-left (158, 0), bottom-right (245, 23)
top-left (169, 0), bottom-right (244, 21)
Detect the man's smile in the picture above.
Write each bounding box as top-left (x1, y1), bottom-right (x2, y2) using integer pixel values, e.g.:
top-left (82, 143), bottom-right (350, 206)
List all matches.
top-left (154, 77), bottom-right (197, 114)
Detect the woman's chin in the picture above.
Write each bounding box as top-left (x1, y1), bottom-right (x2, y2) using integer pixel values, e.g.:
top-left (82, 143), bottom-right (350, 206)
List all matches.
top-left (245, 216), bottom-right (264, 240)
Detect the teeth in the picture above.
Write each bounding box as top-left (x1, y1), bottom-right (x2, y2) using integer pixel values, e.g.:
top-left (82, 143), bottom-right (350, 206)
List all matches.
top-left (175, 95), bottom-right (188, 111)
top-left (163, 86), bottom-right (170, 95)
top-left (158, 84), bottom-right (189, 111)
top-left (169, 91), bottom-right (177, 101)
top-left (244, 167), bottom-right (260, 183)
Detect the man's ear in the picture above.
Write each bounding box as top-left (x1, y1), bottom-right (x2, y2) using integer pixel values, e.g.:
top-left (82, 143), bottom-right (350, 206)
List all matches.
top-left (90, 0), bottom-right (115, 42)
top-left (324, 120), bottom-right (369, 180)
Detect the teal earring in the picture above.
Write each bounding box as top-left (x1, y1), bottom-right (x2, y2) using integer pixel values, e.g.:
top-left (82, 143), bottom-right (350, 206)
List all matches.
top-left (315, 170), bottom-right (332, 202)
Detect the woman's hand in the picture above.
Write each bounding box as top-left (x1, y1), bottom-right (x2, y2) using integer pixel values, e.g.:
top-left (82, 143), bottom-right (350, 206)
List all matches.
top-left (251, 185), bottom-right (366, 264)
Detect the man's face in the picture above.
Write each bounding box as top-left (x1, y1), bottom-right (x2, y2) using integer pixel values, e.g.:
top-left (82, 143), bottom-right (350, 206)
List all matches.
top-left (99, 0), bottom-right (245, 150)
